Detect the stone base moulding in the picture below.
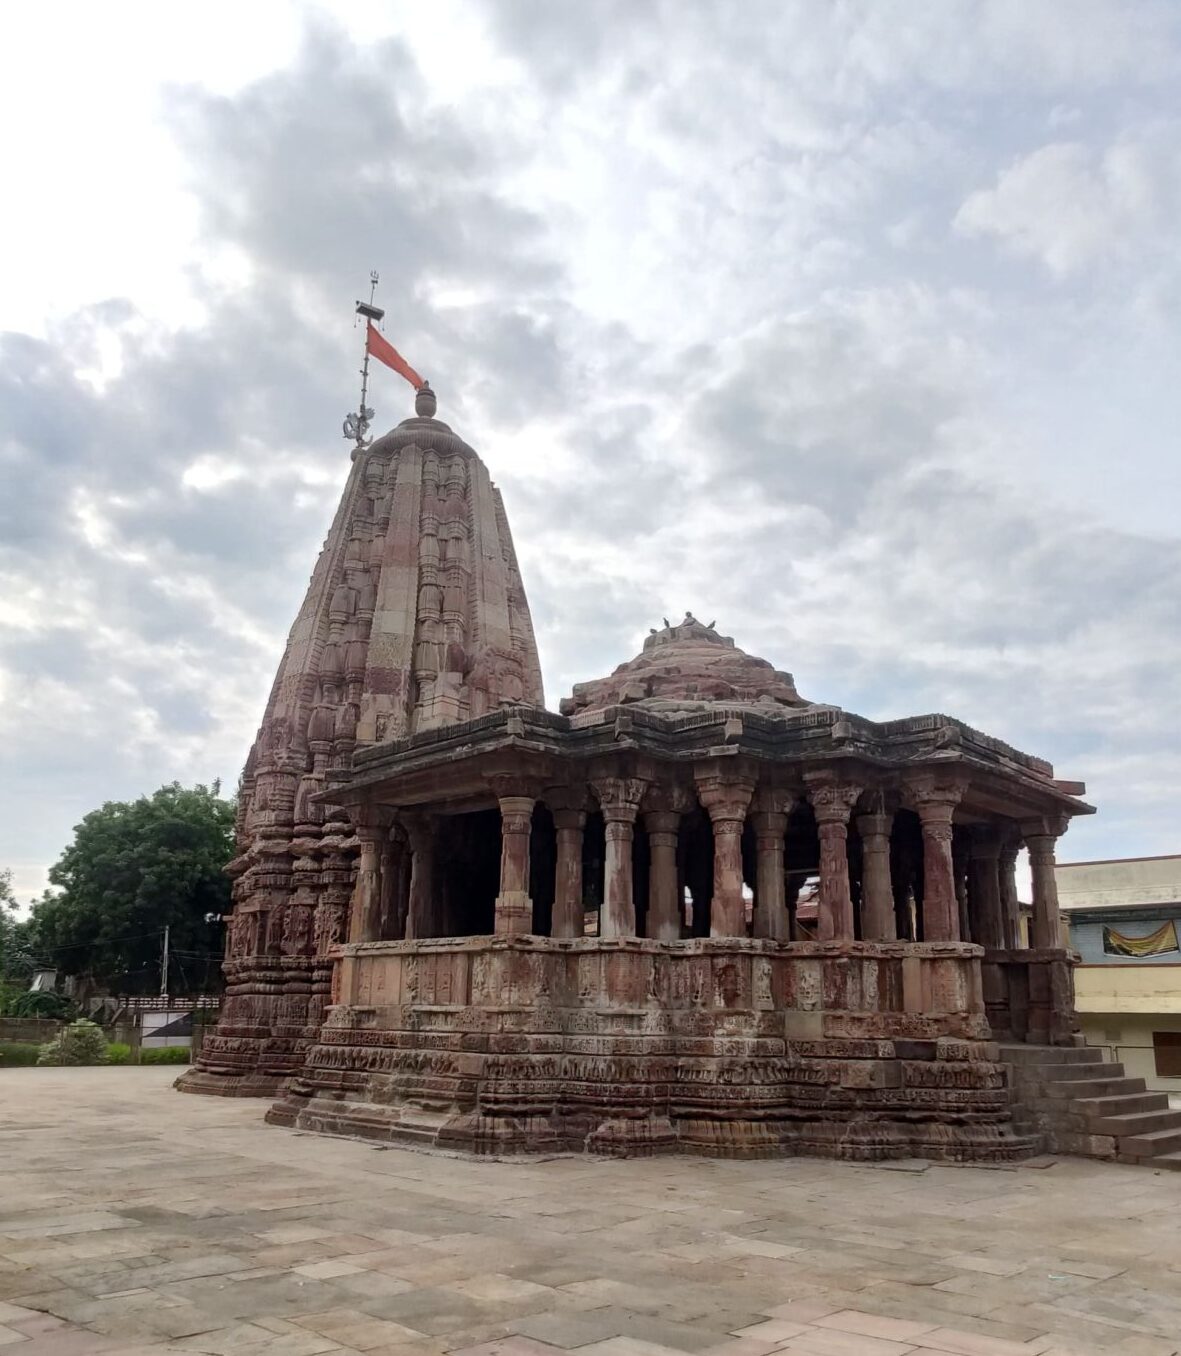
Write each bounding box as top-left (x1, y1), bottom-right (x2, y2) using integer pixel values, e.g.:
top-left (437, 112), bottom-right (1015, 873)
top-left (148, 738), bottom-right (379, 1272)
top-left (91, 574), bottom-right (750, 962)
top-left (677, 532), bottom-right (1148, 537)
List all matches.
top-left (175, 955), bottom-right (327, 1099)
top-left (266, 934), bottom-right (1036, 1162)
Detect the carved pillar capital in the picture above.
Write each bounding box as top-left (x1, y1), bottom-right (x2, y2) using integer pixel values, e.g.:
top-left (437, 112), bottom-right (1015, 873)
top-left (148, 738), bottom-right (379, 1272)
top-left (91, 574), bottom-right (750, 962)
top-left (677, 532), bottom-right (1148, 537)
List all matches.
top-left (545, 785), bottom-right (589, 832)
top-left (752, 785), bottom-right (798, 817)
top-left (904, 772), bottom-right (967, 818)
top-left (694, 772), bottom-right (756, 824)
top-left (591, 776), bottom-right (648, 822)
top-left (804, 774), bottom-right (862, 824)
top-left (643, 809), bottom-right (682, 839)
top-left (551, 806), bottom-right (587, 833)
top-left (497, 794), bottom-right (536, 835)
top-left (856, 811), bottom-right (892, 842)
top-left (401, 815), bottom-right (435, 867)
top-left (642, 781), bottom-right (695, 817)
top-left (485, 772), bottom-right (544, 802)
top-left (750, 808), bottom-right (789, 842)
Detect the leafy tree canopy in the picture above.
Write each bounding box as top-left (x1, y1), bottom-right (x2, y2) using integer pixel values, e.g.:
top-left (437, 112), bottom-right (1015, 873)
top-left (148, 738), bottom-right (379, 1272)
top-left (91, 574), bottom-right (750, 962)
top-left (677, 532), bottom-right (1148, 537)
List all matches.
top-left (26, 782), bottom-right (235, 995)
top-left (0, 869), bottom-right (35, 983)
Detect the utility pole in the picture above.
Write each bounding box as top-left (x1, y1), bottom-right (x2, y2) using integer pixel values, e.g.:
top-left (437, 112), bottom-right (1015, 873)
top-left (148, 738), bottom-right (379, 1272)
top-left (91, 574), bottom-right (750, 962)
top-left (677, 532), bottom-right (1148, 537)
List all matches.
top-left (160, 925), bottom-right (170, 999)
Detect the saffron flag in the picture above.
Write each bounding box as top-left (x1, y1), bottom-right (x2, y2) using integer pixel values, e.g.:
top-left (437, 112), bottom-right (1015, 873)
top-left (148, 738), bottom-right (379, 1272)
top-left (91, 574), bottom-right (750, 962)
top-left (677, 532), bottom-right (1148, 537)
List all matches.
top-left (366, 322), bottom-right (424, 390)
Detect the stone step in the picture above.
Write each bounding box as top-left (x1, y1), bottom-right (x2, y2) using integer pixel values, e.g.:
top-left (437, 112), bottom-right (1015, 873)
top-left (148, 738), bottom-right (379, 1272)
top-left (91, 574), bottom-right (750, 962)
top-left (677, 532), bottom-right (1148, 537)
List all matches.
top-left (1087, 1108), bottom-right (1181, 1137)
top-left (1074, 1092), bottom-right (1172, 1118)
top-left (998, 1044), bottom-right (1101, 1065)
top-left (1036, 1060), bottom-right (1125, 1081)
top-left (1147, 1151), bottom-right (1181, 1171)
top-left (1044, 1076), bottom-right (1147, 1100)
top-left (1119, 1126), bottom-right (1181, 1158)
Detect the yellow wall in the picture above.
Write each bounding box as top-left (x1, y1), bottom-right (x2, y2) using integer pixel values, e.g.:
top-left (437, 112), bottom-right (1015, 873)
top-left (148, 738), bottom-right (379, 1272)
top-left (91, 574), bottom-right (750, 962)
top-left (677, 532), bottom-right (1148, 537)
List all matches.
top-left (1077, 1012), bottom-right (1181, 1093)
top-left (1074, 962), bottom-right (1181, 1014)
top-left (1074, 963), bottom-right (1181, 1093)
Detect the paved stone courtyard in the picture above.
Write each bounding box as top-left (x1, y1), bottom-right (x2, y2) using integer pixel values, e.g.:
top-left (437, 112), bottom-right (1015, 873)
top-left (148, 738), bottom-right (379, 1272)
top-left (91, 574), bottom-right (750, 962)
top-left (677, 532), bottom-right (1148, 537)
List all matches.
top-left (2, 1070), bottom-right (1181, 1356)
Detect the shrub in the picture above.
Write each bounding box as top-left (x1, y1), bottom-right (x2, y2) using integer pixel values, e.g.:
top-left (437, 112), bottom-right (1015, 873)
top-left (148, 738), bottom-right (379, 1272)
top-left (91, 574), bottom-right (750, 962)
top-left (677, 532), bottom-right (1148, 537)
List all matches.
top-left (4, 989), bottom-right (76, 1021)
top-left (0, 1041), bottom-right (41, 1066)
top-left (37, 1018), bottom-right (108, 1066)
top-left (140, 1045), bottom-right (190, 1065)
top-left (104, 1042), bottom-right (132, 1065)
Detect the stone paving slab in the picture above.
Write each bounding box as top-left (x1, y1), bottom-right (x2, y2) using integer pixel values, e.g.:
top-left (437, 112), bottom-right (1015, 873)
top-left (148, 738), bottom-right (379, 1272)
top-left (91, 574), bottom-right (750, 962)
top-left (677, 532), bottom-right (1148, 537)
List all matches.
top-left (2, 1070), bottom-right (1181, 1355)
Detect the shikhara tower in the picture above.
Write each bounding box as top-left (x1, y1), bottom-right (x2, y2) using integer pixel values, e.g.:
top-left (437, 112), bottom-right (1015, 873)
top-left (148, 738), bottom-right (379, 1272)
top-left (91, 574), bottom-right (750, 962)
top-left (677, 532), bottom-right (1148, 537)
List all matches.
top-left (179, 387), bottom-right (543, 1096)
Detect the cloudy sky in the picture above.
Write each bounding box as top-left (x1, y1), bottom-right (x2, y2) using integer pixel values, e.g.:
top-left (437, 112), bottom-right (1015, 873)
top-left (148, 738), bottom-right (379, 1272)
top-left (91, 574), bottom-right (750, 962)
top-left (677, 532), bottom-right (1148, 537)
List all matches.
top-left (2, 0), bottom-right (1180, 901)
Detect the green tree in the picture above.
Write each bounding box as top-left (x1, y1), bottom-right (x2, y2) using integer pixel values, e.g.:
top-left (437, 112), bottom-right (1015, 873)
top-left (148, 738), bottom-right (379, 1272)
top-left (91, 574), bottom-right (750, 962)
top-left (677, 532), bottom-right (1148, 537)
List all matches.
top-left (28, 783), bottom-right (235, 995)
top-left (0, 869), bottom-right (34, 984)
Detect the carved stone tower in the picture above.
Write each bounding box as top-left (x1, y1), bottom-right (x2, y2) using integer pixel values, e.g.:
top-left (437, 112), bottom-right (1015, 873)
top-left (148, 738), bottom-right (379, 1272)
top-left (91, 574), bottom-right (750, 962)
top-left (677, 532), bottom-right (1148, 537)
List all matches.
top-left (178, 388), bottom-right (544, 1097)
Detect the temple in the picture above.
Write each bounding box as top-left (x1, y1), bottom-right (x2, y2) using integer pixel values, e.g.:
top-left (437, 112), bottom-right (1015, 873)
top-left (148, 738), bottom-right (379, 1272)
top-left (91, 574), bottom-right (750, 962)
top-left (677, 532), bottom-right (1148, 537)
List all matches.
top-left (178, 387), bottom-right (543, 1097)
top-left (185, 389), bottom-right (1095, 1163)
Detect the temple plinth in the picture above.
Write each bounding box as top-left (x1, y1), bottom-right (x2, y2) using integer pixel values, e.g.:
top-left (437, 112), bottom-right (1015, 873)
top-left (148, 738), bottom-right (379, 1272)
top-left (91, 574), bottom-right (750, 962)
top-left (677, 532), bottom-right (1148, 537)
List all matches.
top-left (261, 616), bottom-right (1093, 1160)
top-left (178, 394), bottom-right (543, 1098)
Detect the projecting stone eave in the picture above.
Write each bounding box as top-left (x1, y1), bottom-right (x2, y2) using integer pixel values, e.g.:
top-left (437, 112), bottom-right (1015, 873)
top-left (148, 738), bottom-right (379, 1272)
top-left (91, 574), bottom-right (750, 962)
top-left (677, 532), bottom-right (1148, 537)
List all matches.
top-left (326, 700), bottom-right (1093, 820)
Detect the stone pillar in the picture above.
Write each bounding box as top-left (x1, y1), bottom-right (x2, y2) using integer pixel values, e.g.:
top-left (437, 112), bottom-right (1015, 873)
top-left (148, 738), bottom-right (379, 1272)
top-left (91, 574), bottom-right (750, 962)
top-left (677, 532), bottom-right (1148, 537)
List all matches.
top-left (1024, 817), bottom-right (1067, 950)
top-left (403, 815), bottom-right (435, 940)
top-left (953, 831), bottom-right (971, 942)
top-left (751, 791), bottom-right (792, 941)
top-left (999, 833), bottom-right (1022, 948)
top-left (349, 822), bottom-right (385, 943)
top-left (908, 778), bottom-right (966, 943)
top-left (968, 828), bottom-right (1004, 950)
top-left (378, 831), bottom-right (408, 941)
top-left (591, 777), bottom-right (648, 939)
top-left (805, 777), bottom-right (861, 941)
top-left (695, 772), bottom-right (755, 938)
top-left (494, 794), bottom-right (535, 935)
top-left (644, 810), bottom-right (682, 941)
top-left (857, 810), bottom-right (896, 941)
top-left (550, 798), bottom-right (587, 940)
top-left (785, 872), bottom-right (806, 940)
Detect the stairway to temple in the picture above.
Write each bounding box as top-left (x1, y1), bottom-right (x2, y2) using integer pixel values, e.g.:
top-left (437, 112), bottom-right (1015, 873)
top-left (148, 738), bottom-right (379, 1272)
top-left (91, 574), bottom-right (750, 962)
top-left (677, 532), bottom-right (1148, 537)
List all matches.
top-left (1001, 1043), bottom-right (1181, 1168)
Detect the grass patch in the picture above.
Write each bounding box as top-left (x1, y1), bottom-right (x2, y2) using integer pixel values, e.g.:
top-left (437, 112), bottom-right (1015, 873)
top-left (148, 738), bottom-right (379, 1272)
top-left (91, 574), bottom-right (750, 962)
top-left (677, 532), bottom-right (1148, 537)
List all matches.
top-left (140, 1046), bottom-right (190, 1064)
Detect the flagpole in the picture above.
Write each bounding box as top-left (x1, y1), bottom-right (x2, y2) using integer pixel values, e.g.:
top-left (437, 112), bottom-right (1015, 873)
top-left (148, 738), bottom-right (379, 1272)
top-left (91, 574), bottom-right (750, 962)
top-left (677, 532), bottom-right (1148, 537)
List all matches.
top-left (343, 270), bottom-right (383, 448)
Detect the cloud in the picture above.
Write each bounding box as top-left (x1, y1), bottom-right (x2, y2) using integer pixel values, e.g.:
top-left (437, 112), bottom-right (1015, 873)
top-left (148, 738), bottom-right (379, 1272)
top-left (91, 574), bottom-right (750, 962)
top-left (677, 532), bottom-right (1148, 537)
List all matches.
top-left (955, 138), bottom-right (1178, 276)
top-left (3, 2), bottom-right (1181, 902)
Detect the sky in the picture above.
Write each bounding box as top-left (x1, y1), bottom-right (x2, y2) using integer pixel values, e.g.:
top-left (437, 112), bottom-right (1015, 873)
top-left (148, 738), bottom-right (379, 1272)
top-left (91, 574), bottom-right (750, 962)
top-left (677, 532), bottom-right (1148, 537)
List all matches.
top-left (2, 0), bottom-right (1180, 903)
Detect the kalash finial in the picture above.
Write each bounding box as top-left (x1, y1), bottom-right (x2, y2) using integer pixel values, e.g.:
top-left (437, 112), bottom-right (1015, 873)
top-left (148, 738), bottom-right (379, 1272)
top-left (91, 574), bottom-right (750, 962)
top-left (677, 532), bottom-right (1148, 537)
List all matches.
top-left (415, 382), bottom-right (437, 418)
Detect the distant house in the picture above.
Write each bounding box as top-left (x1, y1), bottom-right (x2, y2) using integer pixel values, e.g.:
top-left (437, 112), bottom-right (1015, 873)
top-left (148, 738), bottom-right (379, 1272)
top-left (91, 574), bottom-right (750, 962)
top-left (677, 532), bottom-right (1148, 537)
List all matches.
top-left (28, 968), bottom-right (57, 993)
top-left (1058, 855), bottom-right (1181, 1093)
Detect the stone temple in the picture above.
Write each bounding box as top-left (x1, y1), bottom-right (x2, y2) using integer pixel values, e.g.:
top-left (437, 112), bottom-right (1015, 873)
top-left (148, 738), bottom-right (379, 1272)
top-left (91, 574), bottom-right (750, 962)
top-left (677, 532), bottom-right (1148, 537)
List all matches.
top-left (182, 388), bottom-right (1094, 1163)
